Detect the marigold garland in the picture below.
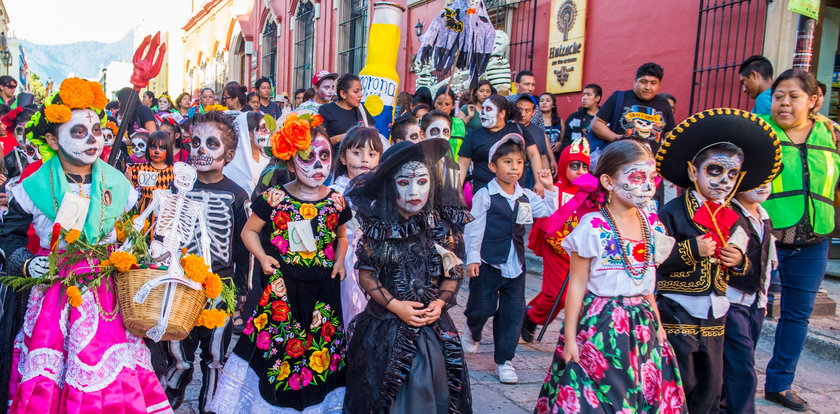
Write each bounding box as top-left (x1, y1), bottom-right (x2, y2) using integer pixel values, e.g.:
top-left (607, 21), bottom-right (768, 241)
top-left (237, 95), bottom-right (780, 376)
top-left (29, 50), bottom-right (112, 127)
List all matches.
top-left (108, 251), bottom-right (137, 273)
top-left (196, 308), bottom-right (229, 329)
top-left (104, 120), bottom-right (119, 134)
top-left (203, 104), bottom-right (228, 112)
top-left (64, 229), bottom-right (81, 244)
top-left (66, 286), bottom-right (83, 308)
top-left (44, 104), bottom-right (72, 124)
top-left (203, 272), bottom-right (223, 299)
top-left (181, 254), bottom-right (210, 284)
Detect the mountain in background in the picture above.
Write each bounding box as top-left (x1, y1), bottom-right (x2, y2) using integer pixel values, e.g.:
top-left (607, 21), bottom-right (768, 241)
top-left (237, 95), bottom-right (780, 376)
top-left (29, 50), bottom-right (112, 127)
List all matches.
top-left (18, 33), bottom-right (134, 84)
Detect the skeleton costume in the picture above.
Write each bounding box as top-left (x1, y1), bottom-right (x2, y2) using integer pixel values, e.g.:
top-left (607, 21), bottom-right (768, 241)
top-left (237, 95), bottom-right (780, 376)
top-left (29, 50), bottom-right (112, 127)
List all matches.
top-left (655, 109), bottom-right (781, 414)
top-left (343, 139), bottom-right (472, 414)
top-left (164, 163), bottom-right (249, 413)
top-left (0, 80), bottom-right (172, 414)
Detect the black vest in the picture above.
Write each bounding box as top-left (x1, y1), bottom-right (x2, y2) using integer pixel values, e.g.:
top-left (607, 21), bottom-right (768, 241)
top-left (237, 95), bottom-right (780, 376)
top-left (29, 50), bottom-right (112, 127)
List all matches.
top-left (480, 193), bottom-right (528, 265)
top-left (728, 213), bottom-right (772, 295)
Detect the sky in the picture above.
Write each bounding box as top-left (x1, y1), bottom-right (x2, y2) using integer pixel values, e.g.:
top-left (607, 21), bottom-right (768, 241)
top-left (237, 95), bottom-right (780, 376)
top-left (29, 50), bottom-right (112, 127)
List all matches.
top-left (5, 0), bottom-right (190, 44)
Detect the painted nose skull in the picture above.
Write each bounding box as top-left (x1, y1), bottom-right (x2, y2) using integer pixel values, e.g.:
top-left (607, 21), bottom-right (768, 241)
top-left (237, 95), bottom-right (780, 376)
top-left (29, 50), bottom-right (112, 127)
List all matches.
top-left (132, 139), bottom-right (147, 155)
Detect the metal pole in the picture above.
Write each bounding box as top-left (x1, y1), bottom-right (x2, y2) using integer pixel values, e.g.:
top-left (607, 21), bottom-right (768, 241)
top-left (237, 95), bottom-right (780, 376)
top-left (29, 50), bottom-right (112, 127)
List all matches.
top-left (108, 91), bottom-right (139, 165)
top-left (536, 272), bottom-right (571, 342)
top-left (792, 15), bottom-right (816, 71)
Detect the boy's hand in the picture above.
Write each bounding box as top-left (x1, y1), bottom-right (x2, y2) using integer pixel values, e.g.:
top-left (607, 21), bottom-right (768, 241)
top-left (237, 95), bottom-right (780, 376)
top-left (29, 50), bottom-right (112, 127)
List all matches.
top-left (696, 235), bottom-right (717, 257)
top-left (467, 263), bottom-right (480, 278)
top-left (536, 169), bottom-right (555, 191)
top-left (720, 246), bottom-right (744, 268)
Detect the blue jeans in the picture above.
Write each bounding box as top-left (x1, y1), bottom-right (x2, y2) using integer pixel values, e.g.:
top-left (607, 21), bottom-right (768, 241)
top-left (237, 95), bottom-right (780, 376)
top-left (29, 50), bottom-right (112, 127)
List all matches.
top-left (765, 239), bottom-right (830, 392)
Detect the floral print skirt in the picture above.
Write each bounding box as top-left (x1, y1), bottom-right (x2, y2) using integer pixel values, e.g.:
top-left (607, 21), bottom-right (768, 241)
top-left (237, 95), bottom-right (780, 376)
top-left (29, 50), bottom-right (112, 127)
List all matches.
top-left (535, 294), bottom-right (686, 414)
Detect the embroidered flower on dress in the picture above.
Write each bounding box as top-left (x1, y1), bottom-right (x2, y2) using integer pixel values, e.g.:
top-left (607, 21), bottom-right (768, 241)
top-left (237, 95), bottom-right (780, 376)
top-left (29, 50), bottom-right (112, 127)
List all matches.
top-left (309, 348), bottom-right (331, 373)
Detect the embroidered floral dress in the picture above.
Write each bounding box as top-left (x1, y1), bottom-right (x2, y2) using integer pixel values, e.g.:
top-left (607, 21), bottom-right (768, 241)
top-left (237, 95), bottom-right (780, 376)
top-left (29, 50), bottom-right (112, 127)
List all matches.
top-left (210, 185), bottom-right (350, 413)
top-left (534, 211), bottom-right (686, 414)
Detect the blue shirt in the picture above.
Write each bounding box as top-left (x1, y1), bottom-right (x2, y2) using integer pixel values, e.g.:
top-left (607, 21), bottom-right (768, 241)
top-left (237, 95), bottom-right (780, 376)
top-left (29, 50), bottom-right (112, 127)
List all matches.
top-left (752, 89), bottom-right (772, 115)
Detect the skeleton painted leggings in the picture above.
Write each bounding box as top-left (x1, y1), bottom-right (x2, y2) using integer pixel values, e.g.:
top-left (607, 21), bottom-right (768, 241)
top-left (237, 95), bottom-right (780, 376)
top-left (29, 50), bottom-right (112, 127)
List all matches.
top-left (164, 319), bottom-right (233, 413)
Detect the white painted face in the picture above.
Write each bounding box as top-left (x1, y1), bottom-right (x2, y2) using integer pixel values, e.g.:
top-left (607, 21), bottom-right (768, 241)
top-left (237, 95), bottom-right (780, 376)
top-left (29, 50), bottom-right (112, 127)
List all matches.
top-left (480, 99), bottom-right (499, 129)
top-left (739, 182), bottom-right (771, 204)
top-left (189, 123), bottom-right (227, 172)
top-left (131, 137), bottom-right (147, 158)
top-left (316, 79), bottom-right (335, 102)
top-left (395, 161), bottom-right (431, 215)
top-left (424, 118), bottom-right (451, 141)
top-left (691, 152), bottom-right (743, 202)
top-left (611, 159), bottom-right (657, 208)
top-left (158, 97), bottom-right (171, 111)
top-left (14, 123), bottom-right (39, 162)
top-left (403, 124), bottom-right (422, 143)
top-left (102, 127), bottom-right (115, 147)
top-left (252, 118), bottom-right (270, 148)
top-left (57, 109), bottom-right (104, 166)
top-left (293, 135), bottom-right (331, 188)
top-left (172, 161), bottom-right (197, 192)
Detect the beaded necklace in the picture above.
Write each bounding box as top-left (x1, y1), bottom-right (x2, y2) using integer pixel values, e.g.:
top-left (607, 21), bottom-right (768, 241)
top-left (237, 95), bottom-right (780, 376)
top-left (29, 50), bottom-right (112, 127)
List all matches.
top-left (600, 205), bottom-right (652, 284)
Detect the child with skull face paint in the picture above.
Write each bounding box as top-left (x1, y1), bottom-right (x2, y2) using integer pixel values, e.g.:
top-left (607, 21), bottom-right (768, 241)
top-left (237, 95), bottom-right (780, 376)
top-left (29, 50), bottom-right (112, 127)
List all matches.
top-left (342, 138), bottom-right (472, 414)
top-left (0, 78), bottom-right (172, 413)
top-left (655, 109), bottom-right (781, 414)
top-left (223, 111), bottom-right (274, 196)
top-left (125, 131), bottom-right (176, 213)
top-left (129, 129), bottom-right (150, 164)
top-left (1, 105), bottom-right (40, 182)
top-left (210, 113), bottom-right (352, 413)
top-left (462, 133), bottom-right (559, 385)
top-left (162, 110), bottom-right (250, 413)
top-left (534, 139), bottom-right (686, 414)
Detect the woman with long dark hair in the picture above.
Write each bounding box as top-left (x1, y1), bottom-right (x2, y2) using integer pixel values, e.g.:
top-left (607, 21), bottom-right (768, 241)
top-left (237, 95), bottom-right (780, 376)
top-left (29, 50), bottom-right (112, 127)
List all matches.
top-left (319, 74), bottom-right (375, 150)
top-left (459, 80), bottom-right (495, 134)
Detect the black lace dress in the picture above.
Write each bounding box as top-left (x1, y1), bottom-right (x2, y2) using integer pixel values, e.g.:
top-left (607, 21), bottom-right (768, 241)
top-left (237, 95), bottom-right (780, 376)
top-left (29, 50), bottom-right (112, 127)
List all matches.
top-left (344, 207), bottom-right (472, 414)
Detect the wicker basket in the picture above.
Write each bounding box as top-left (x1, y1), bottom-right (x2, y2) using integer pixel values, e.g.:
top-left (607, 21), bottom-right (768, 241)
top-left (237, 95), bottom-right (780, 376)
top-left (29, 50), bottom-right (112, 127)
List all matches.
top-left (115, 268), bottom-right (205, 341)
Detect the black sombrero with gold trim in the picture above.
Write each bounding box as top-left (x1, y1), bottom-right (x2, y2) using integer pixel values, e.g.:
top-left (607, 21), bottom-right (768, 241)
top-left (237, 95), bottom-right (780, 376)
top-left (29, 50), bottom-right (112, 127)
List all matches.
top-left (655, 108), bottom-right (781, 191)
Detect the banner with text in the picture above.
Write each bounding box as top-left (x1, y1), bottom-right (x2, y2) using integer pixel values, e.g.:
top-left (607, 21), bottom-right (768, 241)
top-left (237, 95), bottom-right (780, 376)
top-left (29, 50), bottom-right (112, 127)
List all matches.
top-left (546, 0), bottom-right (587, 94)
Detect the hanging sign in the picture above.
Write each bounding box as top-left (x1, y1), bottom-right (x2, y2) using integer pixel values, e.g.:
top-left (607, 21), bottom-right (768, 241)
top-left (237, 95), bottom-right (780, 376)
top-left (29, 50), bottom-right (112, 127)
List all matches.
top-left (546, 0), bottom-right (587, 94)
top-left (788, 0), bottom-right (819, 20)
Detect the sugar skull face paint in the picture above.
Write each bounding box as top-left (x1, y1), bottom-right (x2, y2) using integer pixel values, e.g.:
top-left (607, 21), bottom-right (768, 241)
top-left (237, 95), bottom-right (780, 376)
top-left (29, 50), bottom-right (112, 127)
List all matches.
top-left (102, 127), bottom-right (116, 147)
top-left (172, 161), bottom-right (197, 192)
top-left (189, 123), bottom-right (227, 172)
top-left (158, 96), bottom-right (172, 112)
top-left (480, 99), bottom-right (499, 129)
top-left (739, 182), bottom-right (771, 204)
top-left (612, 159), bottom-right (657, 208)
top-left (252, 118), bottom-right (270, 148)
top-left (131, 137), bottom-right (147, 158)
top-left (424, 119), bottom-right (451, 140)
top-left (57, 109), bottom-right (104, 166)
top-left (395, 161), bottom-right (431, 215)
top-left (693, 152), bottom-right (743, 202)
top-left (294, 135), bottom-right (331, 188)
top-left (316, 79), bottom-right (335, 102)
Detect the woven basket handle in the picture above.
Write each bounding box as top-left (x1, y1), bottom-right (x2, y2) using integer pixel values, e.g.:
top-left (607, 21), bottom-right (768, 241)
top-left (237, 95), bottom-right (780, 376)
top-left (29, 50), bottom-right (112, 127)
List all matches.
top-left (136, 276), bottom-right (202, 343)
top-left (134, 276), bottom-right (202, 304)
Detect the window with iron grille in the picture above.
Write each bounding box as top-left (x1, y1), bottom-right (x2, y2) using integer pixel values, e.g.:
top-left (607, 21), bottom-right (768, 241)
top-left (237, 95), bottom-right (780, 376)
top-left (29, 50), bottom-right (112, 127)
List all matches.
top-left (294, 2), bottom-right (316, 90)
top-left (338, 0), bottom-right (369, 75)
top-left (689, 0), bottom-right (768, 113)
top-left (261, 20), bottom-right (277, 87)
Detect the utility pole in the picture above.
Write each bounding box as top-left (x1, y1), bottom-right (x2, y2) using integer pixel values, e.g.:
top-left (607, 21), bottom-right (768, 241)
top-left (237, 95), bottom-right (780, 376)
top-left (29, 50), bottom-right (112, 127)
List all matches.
top-left (792, 15), bottom-right (816, 71)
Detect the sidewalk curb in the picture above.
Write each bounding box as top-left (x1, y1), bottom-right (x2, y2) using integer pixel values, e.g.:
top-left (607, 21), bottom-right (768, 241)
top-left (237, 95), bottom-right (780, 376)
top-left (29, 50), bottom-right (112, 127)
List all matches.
top-left (527, 251), bottom-right (840, 361)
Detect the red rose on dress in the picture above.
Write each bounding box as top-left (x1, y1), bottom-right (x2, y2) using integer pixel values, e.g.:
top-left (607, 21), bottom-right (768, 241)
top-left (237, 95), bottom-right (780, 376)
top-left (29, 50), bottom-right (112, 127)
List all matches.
top-left (329, 353), bottom-right (341, 371)
top-left (558, 385), bottom-right (581, 414)
top-left (612, 306), bottom-right (629, 335)
top-left (321, 321), bottom-right (336, 342)
top-left (259, 285), bottom-right (272, 306)
top-left (660, 380), bottom-right (685, 414)
top-left (583, 386), bottom-right (600, 408)
top-left (325, 213), bottom-right (338, 229)
top-left (642, 359), bottom-right (662, 404)
top-left (534, 396), bottom-right (550, 414)
top-left (586, 297), bottom-right (607, 317)
top-left (632, 242), bottom-right (647, 262)
top-left (271, 300), bottom-right (290, 322)
top-left (579, 341), bottom-right (609, 380)
top-left (635, 324), bottom-right (651, 343)
top-left (273, 210), bottom-right (292, 230)
top-left (286, 338), bottom-right (305, 358)
top-left (256, 331), bottom-right (271, 350)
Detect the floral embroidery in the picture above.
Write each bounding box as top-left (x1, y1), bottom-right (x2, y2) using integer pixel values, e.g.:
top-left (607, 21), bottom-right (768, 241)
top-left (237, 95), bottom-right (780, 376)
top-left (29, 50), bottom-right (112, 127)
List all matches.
top-left (592, 214), bottom-right (654, 275)
top-left (262, 189), bottom-right (342, 268)
top-left (546, 215), bottom-right (579, 257)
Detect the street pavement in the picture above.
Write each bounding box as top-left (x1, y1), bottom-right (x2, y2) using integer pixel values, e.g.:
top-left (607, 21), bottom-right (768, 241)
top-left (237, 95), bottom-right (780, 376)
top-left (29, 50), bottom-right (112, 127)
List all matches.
top-left (175, 270), bottom-right (840, 413)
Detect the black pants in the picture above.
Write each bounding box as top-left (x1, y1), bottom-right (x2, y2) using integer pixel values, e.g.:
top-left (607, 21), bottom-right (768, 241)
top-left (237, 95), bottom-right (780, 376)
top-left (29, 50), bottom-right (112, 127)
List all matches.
top-left (658, 295), bottom-right (725, 414)
top-left (164, 320), bottom-right (233, 413)
top-left (721, 301), bottom-right (764, 414)
top-left (464, 264), bottom-right (525, 365)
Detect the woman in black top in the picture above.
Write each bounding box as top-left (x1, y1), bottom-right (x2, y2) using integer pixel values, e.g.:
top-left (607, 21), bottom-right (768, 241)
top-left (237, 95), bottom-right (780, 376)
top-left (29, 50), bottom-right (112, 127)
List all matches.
top-left (457, 94), bottom-right (546, 193)
top-left (319, 73), bottom-right (375, 149)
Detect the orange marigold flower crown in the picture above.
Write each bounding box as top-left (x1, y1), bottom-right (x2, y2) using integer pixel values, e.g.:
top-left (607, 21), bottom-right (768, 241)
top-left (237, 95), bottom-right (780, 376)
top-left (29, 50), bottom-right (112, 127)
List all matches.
top-left (269, 112), bottom-right (323, 161)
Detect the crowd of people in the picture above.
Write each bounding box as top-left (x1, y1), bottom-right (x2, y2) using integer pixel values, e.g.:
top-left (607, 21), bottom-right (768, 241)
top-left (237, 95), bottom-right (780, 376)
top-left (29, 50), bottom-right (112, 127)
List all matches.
top-left (0, 52), bottom-right (836, 414)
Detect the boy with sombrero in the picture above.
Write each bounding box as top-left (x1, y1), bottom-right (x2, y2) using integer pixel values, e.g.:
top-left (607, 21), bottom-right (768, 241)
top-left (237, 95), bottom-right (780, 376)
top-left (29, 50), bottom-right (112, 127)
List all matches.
top-left (654, 108), bottom-right (781, 414)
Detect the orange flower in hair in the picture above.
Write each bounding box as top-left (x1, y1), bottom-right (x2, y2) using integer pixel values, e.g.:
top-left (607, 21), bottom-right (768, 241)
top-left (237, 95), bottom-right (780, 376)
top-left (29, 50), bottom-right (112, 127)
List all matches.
top-left (269, 112), bottom-right (318, 161)
top-left (44, 104), bottom-right (72, 124)
top-left (59, 78), bottom-right (95, 110)
top-left (89, 82), bottom-right (108, 111)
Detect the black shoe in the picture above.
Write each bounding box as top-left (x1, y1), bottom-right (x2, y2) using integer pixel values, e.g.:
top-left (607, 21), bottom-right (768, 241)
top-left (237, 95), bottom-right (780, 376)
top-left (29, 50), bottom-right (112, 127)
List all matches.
top-left (521, 313), bottom-right (538, 343)
top-left (765, 390), bottom-right (810, 412)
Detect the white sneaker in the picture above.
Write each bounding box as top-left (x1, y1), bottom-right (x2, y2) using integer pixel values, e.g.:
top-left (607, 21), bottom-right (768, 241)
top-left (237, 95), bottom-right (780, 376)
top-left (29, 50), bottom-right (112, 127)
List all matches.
top-left (461, 325), bottom-right (478, 353)
top-left (496, 360), bottom-right (518, 384)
